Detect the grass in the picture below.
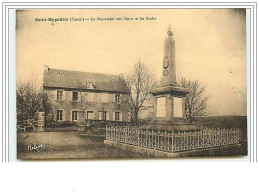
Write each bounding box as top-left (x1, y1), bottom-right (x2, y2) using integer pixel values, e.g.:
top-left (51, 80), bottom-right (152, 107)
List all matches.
top-left (197, 116), bottom-right (247, 156)
top-left (17, 116), bottom-right (248, 160)
top-left (198, 116), bottom-right (247, 139)
top-left (17, 130), bottom-right (148, 160)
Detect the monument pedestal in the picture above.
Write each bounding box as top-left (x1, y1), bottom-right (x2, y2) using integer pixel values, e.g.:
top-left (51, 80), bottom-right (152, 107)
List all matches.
top-left (142, 84), bottom-right (200, 131)
top-left (142, 26), bottom-right (200, 132)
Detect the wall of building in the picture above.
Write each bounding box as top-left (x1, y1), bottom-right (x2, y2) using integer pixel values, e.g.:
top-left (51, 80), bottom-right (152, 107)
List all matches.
top-left (46, 88), bottom-right (130, 123)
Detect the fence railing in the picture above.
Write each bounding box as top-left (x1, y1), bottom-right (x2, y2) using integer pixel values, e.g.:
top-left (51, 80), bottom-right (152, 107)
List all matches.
top-left (106, 126), bottom-right (240, 153)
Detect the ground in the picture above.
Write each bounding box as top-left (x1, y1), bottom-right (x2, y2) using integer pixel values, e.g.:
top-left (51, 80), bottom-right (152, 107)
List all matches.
top-left (17, 116), bottom-right (248, 160)
top-left (198, 116), bottom-right (247, 141)
top-left (17, 130), bottom-right (147, 160)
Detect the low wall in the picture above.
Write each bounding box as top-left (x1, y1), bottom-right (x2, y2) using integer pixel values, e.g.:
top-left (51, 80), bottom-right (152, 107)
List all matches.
top-left (104, 140), bottom-right (241, 158)
top-left (104, 140), bottom-right (178, 158)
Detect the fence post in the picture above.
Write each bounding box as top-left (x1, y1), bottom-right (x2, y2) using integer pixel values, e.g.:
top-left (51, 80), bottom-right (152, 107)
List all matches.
top-left (138, 128), bottom-right (140, 147)
top-left (238, 128), bottom-right (241, 143)
top-left (115, 127), bottom-right (118, 143)
top-left (171, 131), bottom-right (174, 153)
top-left (105, 125), bottom-right (107, 140)
top-left (197, 131), bottom-right (199, 148)
top-left (239, 128), bottom-right (241, 143)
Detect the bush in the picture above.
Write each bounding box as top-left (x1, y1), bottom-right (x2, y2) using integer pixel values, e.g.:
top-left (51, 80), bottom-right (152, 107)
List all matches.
top-left (25, 126), bottom-right (33, 132)
top-left (48, 121), bottom-right (78, 128)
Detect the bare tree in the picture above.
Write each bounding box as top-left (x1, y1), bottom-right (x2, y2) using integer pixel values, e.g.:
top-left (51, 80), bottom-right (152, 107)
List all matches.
top-left (16, 80), bottom-right (52, 124)
top-left (16, 82), bottom-right (28, 123)
top-left (180, 78), bottom-right (209, 123)
top-left (42, 90), bottom-right (54, 126)
top-left (17, 81), bottom-right (41, 120)
top-left (126, 61), bottom-right (157, 122)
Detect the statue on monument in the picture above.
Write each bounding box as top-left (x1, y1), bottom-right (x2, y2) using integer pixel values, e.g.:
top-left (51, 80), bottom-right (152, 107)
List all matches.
top-left (167, 25), bottom-right (174, 37)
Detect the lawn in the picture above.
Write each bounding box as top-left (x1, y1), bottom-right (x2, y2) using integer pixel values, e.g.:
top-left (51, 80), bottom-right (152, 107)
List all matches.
top-left (17, 116), bottom-right (248, 160)
top-left (197, 116), bottom-right (247, 156)
top-left (198, 116), bottom-right (247, 140)
top-left (17, 130), bottom-right (148, 160)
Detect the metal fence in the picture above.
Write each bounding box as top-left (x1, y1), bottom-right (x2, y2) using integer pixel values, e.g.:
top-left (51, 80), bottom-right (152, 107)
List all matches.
top-left (106, 126), bottom-right (240, 153)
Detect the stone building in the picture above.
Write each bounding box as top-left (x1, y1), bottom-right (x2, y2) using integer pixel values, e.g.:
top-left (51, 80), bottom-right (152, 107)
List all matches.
top-left (43, 68), bottom-right (130, 123)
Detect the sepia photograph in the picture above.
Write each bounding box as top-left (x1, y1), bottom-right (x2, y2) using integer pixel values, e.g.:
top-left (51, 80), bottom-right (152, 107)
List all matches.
top-left (16, 9), bottom-right (247, 160)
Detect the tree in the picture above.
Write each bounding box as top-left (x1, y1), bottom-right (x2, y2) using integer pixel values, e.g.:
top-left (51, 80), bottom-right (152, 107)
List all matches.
top-left (180, 78), bottom-right (209, 123)
top-left (16, 80), bottom-right (52, 124)
top-left (125, 61), bottom-right (157, 122)
top-left (16, 82), bottom-right (28, 123)
top-left (42, 90), bottom-right (54, 126)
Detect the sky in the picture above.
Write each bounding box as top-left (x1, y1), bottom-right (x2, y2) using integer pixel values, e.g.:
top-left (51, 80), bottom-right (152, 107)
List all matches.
top-left (16, 9), bottom-right (247, 116)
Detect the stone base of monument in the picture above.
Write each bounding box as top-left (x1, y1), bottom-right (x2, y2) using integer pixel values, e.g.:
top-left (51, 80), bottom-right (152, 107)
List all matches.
top-left (148, 84), bottom-right (200, 131)
top-left (104, 140), bottom-right (241, 158)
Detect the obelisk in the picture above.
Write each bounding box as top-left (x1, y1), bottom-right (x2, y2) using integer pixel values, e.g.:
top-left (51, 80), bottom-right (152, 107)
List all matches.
top-left (161, 26), bottom-right (177, 86)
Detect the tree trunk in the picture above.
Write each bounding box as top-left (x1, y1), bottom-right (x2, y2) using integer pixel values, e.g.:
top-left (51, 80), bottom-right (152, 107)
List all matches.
top-left (134, 109), bottom-right (138, 125)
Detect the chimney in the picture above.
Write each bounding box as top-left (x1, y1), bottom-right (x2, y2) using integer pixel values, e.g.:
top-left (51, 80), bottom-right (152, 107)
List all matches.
top-left (44, 65), bottom-right (50, 72)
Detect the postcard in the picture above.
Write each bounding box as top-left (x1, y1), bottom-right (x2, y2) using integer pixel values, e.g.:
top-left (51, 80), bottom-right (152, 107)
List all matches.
top-left (16, 9), bottom-right (247, 159)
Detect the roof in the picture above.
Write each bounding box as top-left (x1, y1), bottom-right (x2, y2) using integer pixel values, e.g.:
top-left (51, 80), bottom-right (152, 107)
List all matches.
top-left (43, 68), bottom-right (129, 94)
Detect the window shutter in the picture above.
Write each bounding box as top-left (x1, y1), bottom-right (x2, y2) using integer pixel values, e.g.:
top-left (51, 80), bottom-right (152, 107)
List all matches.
top-left (99, 112), bottom-right (102, 120)
top-left (120, 112), bottom-right (122, 121)
top-left (55, 110), bottom-right (57, 121)
top-left (112, 112), bottom-right (115, 121)
top-left (106, 111), bottom-right (109, 121)
top-left (63, 110), bottom-right (65, 121)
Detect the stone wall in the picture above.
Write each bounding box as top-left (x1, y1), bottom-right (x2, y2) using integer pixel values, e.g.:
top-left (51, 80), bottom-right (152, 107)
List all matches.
top-left (46, 88), bottom-right (130, 123)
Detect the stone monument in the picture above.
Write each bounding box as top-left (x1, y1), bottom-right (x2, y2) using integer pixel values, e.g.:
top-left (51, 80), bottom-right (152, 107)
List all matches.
top-left (143, 26), bottom-right (199, 131)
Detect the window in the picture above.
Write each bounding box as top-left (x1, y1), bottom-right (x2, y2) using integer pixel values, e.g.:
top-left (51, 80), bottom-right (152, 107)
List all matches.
top-left (57, 110), bottom-right (63, 121)
top-left (72, 111), bottom-right (78, 121)
top-left (115, 112), bottom-right (120, 121)
top-left (87, 111), bottom-right (94, 120)
top-left (72, 92), bottom-right (78, 102)
top-left (57, 90), bottom-right (63, 101)
top-left (98, 111), bottom-right (107, 121)
top-left (103, 111), bottom-right (107, 121)
top-left (115, 94), bottom-right (120, 102)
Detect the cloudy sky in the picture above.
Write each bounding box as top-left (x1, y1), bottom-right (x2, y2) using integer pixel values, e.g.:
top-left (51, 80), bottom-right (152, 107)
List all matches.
top-left (16, 9), bottom-right (247, 116)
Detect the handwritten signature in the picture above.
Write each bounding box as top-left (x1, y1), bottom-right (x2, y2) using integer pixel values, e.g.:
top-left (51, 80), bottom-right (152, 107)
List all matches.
top-left (28, 143), bottom-right (45, 155)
